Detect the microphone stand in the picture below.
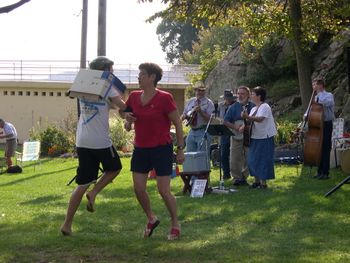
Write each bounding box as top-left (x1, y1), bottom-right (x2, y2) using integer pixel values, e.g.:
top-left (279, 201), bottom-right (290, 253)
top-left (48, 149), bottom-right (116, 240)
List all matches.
top-left (199, 113), bottom-right (215, 152)
top-left (202, 113), bottom-right (233, 194)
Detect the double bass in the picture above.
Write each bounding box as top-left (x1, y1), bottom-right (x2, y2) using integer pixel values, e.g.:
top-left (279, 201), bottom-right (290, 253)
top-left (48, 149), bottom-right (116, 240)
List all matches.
top-left (303, 90), bottom-right (324, 166)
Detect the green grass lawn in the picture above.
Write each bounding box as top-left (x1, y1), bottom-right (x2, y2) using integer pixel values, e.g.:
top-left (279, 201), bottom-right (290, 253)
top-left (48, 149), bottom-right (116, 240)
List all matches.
top-left (1, 157), bottom-right (350, 263)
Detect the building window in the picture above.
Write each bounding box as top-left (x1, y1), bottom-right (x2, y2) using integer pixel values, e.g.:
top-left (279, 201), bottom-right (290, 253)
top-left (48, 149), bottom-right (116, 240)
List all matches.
top-left (41, 92), bottom-right (46, 96)
top-left (3, 91), bottom-right (8, 96)
top-left (18, 91), bottom-right (23, 96)
top-left (34, 92), bottom-right (38, 96)
top-left (26, 91), bottom-right (31, 96)
top-left (10, 91), bottom-right (15, 96)
top-left (49, 92), bottom-right (54, 96)
top-left (57, 92), bottom-right (62, 96)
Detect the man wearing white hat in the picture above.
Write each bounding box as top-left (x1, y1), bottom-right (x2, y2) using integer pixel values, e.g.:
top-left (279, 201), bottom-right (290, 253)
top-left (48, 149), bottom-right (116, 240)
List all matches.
top-left (181, 81), bottom-right (215, 155)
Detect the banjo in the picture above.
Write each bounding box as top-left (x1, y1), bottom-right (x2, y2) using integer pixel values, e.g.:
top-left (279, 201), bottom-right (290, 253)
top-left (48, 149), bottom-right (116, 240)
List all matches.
top-left (230, 119), bottom-right (244, 140)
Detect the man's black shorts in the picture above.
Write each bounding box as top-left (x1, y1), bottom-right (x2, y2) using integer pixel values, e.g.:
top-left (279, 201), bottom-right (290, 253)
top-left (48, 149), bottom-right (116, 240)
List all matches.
top-left (76, 146), bottom-right (122, 185)
top-left (131, 144), bottom-right (173, 176)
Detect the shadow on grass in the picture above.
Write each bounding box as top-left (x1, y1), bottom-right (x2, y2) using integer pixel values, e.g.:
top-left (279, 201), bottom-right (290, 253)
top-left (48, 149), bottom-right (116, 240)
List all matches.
top-left (0, 166), bottom-right (76, 187)
top-left (19, 193), bottom-right (67, 205)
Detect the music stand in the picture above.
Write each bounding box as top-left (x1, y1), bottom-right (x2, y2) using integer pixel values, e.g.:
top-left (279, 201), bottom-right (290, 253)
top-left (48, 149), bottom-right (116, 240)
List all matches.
top-left (207, 124), bottom-right (234, 194)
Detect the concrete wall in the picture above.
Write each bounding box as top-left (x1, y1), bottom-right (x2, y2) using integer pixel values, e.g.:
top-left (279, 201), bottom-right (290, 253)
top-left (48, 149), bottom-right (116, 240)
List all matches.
top-left (0, 81), bottom-right (186, 143)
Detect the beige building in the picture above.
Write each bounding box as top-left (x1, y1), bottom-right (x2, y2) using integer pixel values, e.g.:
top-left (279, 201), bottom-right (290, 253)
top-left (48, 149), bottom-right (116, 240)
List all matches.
top-left (0, 81), bottom-right (186, 143)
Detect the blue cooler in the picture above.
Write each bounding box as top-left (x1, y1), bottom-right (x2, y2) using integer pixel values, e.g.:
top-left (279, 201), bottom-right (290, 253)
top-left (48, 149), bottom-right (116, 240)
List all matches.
top-left (183, 151), bottom-right (210, 172)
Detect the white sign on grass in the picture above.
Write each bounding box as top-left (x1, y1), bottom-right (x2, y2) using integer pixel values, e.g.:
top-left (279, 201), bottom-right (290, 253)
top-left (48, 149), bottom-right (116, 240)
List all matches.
top-left (190, 179), bottom-right (207, 198)
top-left (22, 141), bottom-right (40, 161)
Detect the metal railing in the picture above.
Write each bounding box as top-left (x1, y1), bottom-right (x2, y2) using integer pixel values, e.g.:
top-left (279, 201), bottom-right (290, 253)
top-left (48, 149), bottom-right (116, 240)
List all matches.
top-left (0, 60), bottom-right (199, 84)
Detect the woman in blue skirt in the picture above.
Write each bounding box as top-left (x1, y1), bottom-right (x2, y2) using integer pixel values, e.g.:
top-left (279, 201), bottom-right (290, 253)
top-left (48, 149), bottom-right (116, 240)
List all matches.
top-left (242, 86), bottom-right (277, 189)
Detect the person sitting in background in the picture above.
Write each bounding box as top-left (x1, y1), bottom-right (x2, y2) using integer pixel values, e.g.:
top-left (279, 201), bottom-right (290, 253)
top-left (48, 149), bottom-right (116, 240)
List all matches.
top-left (217, 89), bottom-right (236, 179)
top-left (0, 118), bottom-right (17, 168)
top-left (242, 86), bottom-right (277, 189)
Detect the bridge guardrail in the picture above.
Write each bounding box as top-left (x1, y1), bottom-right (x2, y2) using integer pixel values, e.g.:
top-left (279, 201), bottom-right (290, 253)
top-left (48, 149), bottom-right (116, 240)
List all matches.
top-left (0, 60), bottom-right (199, 84)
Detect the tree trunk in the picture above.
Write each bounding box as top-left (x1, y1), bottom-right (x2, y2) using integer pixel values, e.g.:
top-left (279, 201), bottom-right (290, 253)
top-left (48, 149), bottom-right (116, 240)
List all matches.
top-left (289, 0), bottom-right (312, 111)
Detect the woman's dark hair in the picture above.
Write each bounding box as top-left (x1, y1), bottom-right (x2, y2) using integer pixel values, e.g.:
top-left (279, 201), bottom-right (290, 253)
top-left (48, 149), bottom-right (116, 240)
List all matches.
top-left (253, 86), bottom-right (266, 101)
top-left (139, 63), bottom-right (163, 86)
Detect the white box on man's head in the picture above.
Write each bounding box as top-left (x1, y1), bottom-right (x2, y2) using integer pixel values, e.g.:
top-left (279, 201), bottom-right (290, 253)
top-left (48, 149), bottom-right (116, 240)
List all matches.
top-left (68, 69), bottom-right (126, 102)
top-left (183, 151), bottom-right (210, 172)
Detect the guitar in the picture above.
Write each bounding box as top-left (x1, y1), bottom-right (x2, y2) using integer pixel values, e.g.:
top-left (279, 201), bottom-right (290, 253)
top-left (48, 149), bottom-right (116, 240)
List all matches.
top-left (184, 99), bottom-right (200, 126)
top-left (184, 109), bottom-right (198, 126)
top-left (230, 104), bottom-right (250, 140)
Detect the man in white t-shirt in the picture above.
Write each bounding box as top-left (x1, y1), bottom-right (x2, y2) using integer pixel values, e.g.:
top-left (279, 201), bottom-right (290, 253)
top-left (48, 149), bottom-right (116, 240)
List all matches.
top-left (61, 56), bottom-right (127, 236)
top-left (0, 119), bottom-right (17, 168)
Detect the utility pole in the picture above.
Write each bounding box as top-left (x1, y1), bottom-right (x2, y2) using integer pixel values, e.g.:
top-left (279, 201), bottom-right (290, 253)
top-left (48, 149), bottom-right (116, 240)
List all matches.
top-left (97, 0), bottom-right (106, 56)
top-left (78, 0), bottom-right (88, 119)
top-left (80, 0), bottom-right (88, 69)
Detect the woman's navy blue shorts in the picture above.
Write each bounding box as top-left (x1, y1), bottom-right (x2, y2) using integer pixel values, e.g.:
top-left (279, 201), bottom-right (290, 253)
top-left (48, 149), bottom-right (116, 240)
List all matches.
top-left (131, 144), bottom-right (173, 176)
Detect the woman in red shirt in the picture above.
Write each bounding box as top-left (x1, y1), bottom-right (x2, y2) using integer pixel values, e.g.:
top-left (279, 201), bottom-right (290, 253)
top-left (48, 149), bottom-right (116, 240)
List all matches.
top-left (124, 63), bottom-right (185, 240)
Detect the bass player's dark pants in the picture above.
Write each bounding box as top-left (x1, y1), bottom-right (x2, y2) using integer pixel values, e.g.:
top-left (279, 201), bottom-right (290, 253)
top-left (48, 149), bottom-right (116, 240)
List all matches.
top-left (318, 120), bottom-right (333, 176)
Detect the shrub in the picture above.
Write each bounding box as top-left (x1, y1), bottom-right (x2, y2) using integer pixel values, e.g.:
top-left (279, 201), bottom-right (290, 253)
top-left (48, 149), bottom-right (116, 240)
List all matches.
top-left (275, 120), bottom-right (298, 145)
top-left (58, 108), bottom-right (77, 149)
top-left (30, 124), bottom-right (72, 156)
top-left (109, 114), bottom-right (134, 151)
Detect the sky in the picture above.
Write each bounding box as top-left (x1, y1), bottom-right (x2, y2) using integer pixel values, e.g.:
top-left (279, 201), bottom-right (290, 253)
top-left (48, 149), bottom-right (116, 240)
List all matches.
top-left (0, 0), bottom-right (168, 65)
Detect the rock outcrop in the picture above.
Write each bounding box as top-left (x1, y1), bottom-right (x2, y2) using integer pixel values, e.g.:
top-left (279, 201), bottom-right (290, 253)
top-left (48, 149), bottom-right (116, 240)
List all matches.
top-left (205, 30), bottom-right (350, 129)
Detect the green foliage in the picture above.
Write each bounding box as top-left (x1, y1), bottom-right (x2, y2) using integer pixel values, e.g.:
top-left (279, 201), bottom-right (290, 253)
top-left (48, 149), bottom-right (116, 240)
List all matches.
top-left (29, 110), bottom-right (77, 157)
top-left (278, 107), bottom-right (305, 124)
top-left (57, 109), bottom-right (77, 150)
top-left (148, 0), bottom-right (349, 51)
top-left (29, 124), bottom-right (72, 156)
top-left (269, 78), bottom-right (299, 100)
top-left (181, 26), bottom-right (240, 85)
top-left (109, 114), bottom-right (134, 151)
top-left (186, 45), bottom-right (229, 87)
top-left (156, 18), bottom-right (202, 63)
top-left (275, 120), bottom-right (298, 145)
top-left (182, 25), bottom-right (239, 64)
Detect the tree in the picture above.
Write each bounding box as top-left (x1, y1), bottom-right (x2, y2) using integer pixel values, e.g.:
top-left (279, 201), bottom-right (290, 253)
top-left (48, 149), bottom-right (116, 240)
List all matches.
top-left (156, 18), bottom-right (200, 63)
top-left (0, 0), bottom-right (31, 14)
top-left (140, 0), bottom-right (349, 109)
top-left (182, 25), bottom-right (240, 85)
top-left (182, 25), bottom-right (240, 64)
